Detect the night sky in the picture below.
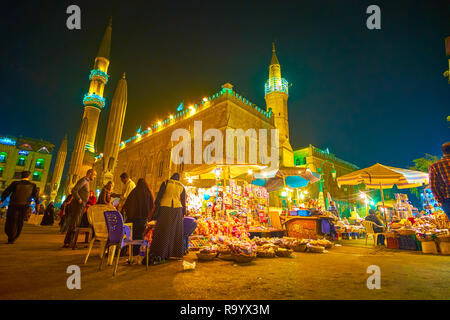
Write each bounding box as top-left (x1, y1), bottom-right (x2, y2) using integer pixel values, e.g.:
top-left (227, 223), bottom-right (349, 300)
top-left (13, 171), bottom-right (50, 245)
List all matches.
top-left (1, 0), bottom-right (449, 173)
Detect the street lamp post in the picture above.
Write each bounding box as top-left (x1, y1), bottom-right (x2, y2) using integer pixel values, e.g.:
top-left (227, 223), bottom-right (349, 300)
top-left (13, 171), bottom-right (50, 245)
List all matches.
top-left (317, 160), bottom-right (336, 210)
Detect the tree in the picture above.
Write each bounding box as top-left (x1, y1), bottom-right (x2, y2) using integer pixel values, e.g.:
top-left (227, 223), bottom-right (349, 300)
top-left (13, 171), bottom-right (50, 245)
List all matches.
top-left (410, 154), bottom-right (439, 173)
top-left (409, 154), bottom-right (438, 199)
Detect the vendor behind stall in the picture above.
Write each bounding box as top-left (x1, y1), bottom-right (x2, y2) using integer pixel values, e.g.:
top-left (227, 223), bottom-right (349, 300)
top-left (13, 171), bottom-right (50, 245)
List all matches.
top-left (365, 209), bottom-right (385, 233)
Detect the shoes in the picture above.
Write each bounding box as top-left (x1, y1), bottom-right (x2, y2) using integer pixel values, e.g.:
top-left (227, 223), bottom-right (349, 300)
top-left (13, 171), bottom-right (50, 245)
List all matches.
top-left (6, 241), bottom-right (14, 244)
top-left (62, 244), bottom-right (70, 248)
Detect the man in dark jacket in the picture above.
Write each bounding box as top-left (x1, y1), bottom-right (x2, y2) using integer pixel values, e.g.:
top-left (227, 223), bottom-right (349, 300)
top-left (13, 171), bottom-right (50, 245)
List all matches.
top-left (63, 169), bottom-right (96, 247)
top-left (0, 171), bottom-right (40, 244)
top-left (365, 209), bottom-right (385, 233)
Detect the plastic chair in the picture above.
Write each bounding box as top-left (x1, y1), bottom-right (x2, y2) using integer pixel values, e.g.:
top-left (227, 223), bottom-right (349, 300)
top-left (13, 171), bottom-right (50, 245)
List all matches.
top-left (99, 210), bottom-right (150, 276)
top-left (361, 220), bottom-right (384, 246)
top-left (84, 204), bottom-right (114, 264)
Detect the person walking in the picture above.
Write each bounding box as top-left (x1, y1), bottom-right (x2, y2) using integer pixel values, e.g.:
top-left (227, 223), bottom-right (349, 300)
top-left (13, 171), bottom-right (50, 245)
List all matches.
top-left (41, 201), bottom-right (55, 226)
top-left (429, 142), bottom-right (450, 220)
top-left (98, 181), bottom-right (113, 205)
top-left (122, 178), bottom-right (155, 256)
top-left (63, 169), bottom-right (96, 248)
top-left (0, 171), bottom-right (40, 244)
top-left (111, 172), bottom-right (136, 211)
top-left (148, 173), bottom-right (186, 264)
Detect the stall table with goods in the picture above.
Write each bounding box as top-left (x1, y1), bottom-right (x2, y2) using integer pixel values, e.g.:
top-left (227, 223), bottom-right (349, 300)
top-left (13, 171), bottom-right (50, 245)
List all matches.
top-left (186, 181), bottom-right (285, 237)
top-left (384, 211), bottom-right (449, 254)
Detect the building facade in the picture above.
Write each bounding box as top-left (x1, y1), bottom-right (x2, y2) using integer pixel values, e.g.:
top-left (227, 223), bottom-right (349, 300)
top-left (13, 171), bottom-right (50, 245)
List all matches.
top-left (0, 135), bottom-right (54, 194)
top-left (294, 145), bottom-right (360, 215)
top-left (93, 83), bottom-right (277, 194)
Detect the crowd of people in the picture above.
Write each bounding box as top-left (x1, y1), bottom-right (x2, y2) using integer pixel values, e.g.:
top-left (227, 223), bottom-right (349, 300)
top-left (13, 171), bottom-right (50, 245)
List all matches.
top-left (0, 141), bottom-right (449, 265)
top-left (59, 170), bottom-right (195, 265)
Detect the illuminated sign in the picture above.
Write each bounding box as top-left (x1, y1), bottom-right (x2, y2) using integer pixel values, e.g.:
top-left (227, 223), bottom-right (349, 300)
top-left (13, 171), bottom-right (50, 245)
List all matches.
top-left (19, 150), bottom-right (29, 155)
top-left (0, 137), bottom-right (16, 146)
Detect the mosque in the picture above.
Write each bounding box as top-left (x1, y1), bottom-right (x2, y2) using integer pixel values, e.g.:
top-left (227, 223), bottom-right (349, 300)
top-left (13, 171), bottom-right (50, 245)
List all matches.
top-left (57, 19), bottom-right (357, 211)
top-left (59, 18), bottom-right (294, 197)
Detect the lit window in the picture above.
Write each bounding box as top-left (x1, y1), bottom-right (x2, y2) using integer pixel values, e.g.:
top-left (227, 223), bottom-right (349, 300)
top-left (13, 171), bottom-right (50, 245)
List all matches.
top-left (35, 158), bottom-right (44, 169)
top-left (32, 171), bottom-right (41, 182)
top-left (17, 156), bottom-right (26, 166)
top-left (0, 167), bottom-right (3, 177)
top-left (0, 153), bottom-right (7, 163)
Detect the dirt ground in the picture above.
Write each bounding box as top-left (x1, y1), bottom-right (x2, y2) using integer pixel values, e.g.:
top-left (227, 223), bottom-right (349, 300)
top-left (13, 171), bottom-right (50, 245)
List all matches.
top-left (0, 219), bottom-right (449, 300)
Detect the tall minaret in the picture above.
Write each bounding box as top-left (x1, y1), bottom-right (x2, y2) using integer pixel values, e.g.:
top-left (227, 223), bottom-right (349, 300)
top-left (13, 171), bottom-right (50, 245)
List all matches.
top-left (67, 117), bottom-right (88, 189)
top-left (66, 18), bottom-right (112, 191)
top-left (102, 72), bottom-right (128, 185)
top-left (264, 43), bottom-right (293, 167)
top-left (50, 135), bottom-right (68, 201)
top-left (82, 17), bottom-right (112, 154)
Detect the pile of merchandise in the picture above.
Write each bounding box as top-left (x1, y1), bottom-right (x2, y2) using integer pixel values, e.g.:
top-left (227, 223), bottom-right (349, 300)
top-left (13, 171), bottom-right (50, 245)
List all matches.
top-left (334, 220), bottom-right (365, 234)
top-left (412, 211), bottom-right (449, 240)
top-left (190, 233), bottom-right (336, 264)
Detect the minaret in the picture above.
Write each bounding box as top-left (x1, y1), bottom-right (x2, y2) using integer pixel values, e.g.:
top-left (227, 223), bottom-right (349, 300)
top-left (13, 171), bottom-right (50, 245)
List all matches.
top-left (66, 18), bottom-right (112, 192)
top-left (50, 135), bottom-right (68, 201)
top-left (82, 17), bottom-right (112, 154)
top-left (67, 117), bottom-right (88, 188)
top-left (102, 72), bottom-right (128, 185)
top-left (264, 43), bottom-right (293, 167)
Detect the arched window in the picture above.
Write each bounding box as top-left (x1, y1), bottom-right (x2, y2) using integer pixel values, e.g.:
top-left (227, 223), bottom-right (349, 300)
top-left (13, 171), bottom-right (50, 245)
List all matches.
top-left (35, 158), bottom-right (45, 169)
top-left (17, 156), bottom-right (26, 166)
top-left (32, 171), bottom-right (41, 182)
top-left (0, 152), bottom-right (7, 163)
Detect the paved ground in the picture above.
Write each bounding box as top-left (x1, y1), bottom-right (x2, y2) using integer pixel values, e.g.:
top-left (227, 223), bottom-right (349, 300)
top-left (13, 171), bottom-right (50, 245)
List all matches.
top-left (0, 219), bottom-right (449, 300)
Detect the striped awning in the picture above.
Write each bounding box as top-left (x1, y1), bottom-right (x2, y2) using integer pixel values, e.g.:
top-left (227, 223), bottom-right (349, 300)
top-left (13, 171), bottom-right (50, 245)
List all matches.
top-left (336, 163), bottom-right (429, 189)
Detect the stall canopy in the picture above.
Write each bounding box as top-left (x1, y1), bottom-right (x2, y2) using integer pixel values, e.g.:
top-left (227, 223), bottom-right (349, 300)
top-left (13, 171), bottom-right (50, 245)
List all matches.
top-left (251, 167), bottom-right (321, 192)
top-left (187, 164), bottom-right (267, 180)
top-left (336, 163), bottom-right (429, 189)
top-left (337, 163), bottom-right (429, 227)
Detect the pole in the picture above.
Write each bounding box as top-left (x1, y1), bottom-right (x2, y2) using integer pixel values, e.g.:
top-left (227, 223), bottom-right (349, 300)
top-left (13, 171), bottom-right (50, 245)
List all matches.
top-left (380, 182), bottom-right (388, 229)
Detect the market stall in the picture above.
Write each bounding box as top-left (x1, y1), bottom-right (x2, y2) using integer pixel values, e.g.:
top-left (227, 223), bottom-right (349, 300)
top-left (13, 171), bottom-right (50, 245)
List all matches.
top-left (184, 165), bottom-right (285, 237)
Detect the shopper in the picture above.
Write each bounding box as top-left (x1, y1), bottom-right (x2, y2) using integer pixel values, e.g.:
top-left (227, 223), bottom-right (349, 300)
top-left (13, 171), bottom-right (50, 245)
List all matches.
top-left (41, 201), bottom-right (55, 226)
top-left (122, 178), bottom-right (155, 256)
top-left (63, 169), bottom-right (96, 248)
top-left (111, 172), bottom-right (136, 211)
top-left (365, 209), bottom-right (385, 233)
top-left (98, 181), bottom-right (113, 205)
top-left (148, 173), bottom-right (186, 264)
top-left (0, 171), bottom-right (40, 244)
top-left (429, 142), bottom-right (450, 220)
top-left (80, 191), bottom-right (97, 227)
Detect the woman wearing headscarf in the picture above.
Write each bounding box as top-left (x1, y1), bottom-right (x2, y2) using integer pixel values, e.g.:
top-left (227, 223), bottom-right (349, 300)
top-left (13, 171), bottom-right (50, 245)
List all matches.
top-left (98, 181), bottom-right (113, 205)
top-left (79, 191), bottom-right (97, 227)
top-left (148, 173), bottom-right (186, 264)
top-left (41, 201), bottom-right (55, 226)
top-left (122, 178), bottom-right (155, 255)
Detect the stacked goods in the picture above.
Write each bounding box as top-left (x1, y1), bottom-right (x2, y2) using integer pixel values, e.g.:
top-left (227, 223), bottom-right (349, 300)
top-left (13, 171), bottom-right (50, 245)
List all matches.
top-left (230, 240), bottom-right (257, 263)
top-left (256, 244), bottom-right (276, 258)
top-left (194, 216), bottom-right (250, 239)
top-left (334, 221), bottom-right (365, 234)
top-left (275, 247), bottom-right (293, 257)
top-left (253, 236), bottom-right (334, 254)
top-left (196, 246), bottom-right (218, 261)
top-left (385, 232), bottom-right (399, 249)
top-left (437, 235), bottom-right (450, 255)
top-left (306, 243), bottom-right (325, 253)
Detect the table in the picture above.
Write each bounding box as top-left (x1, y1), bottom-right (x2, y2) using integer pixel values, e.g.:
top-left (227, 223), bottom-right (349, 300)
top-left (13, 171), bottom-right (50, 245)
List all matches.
top-left (283, 216), bottom-right (333, 239)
